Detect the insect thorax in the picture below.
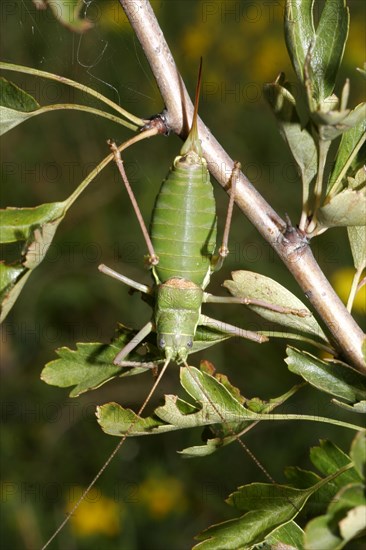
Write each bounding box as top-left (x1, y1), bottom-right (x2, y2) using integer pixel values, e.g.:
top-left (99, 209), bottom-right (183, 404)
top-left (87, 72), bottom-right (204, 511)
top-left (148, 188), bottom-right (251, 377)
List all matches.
top-left (154, 278), bottom-right (203, 363)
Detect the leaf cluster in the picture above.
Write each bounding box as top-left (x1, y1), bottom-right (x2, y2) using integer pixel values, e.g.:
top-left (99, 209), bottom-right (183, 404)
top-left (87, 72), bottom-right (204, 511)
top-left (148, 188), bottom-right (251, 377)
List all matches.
top-left (264, 0), bottom-right (365, 252)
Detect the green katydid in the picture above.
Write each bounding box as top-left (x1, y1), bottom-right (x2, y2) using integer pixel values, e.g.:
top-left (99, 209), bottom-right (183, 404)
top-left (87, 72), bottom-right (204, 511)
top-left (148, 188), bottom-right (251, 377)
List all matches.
top-left (43, 63), bottom-right (352, 550)
top-left (99, 62), bottom-right (308, 375)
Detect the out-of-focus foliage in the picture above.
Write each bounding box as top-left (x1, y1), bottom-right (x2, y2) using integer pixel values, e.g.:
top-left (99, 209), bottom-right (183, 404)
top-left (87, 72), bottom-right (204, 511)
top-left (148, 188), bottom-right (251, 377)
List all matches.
top-left (1, 1), bottom-right (365, 549)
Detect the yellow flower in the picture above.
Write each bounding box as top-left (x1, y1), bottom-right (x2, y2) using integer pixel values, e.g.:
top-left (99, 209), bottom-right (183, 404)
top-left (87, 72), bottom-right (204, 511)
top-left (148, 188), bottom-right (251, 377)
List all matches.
top-left (331, 267), bottom-right (366, 314)
top-left (345, 19), bottom-right (365, 68)
top-left (181, 24), bottom-right (215, 60)
top-left (136, 475), bottom-right (188, 520)
top-left (98, 0), bottom-right (133, 32)
top-left (100, 0), bottom-right (161, 32)
top-left (66, 487), bottom-right (121, 537)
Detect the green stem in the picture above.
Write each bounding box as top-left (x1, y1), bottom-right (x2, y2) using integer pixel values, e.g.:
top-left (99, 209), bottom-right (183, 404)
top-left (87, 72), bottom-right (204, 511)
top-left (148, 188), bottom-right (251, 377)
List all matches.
top-left (229, 413), bottom-right (361, 432)
top-left (307, 139), bottom-right (331, 234)
top-left (312, 461), bottom-right (354, 493)
top-left (32, 103), bottom-right (140, 131)
top-left (299, 160), bottom-right (315, 231)
top-left (63, 127), bottom-right (158, 210)
top-left (0, 61), bottom-right (145, 127)
top-left (299, 209), bottom-right (309, 233)
top-left (347, 266), bottom-right (365, 313)
top-left (63, 151), bottom-right (115, 210)
top-left (327, 132), bottom-right (366, 197)
top-left (235, 383), bottom-right (305, 438)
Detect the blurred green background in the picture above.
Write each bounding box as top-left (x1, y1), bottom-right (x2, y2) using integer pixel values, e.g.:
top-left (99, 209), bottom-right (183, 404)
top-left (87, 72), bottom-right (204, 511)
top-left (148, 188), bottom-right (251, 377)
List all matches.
top-left (1, 1), bottom-right (365, 548)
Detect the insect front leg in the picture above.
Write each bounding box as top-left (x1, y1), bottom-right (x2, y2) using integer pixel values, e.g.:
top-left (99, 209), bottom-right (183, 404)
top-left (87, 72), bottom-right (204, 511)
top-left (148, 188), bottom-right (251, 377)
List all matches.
top-left (113, 321), bottom-right (156, 366)
top-left (98, 265), bottom-right (160, 367)
top-left (211, 161), bottom-right (241, 272)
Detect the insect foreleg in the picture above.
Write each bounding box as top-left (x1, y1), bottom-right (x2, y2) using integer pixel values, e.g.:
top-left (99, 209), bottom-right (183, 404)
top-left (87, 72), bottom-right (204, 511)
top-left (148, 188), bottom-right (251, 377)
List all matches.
top-left (203, 292), bottom-right (309, 317)
top-left (114, 321), bottom-right (154, 366)
top-left (98, 263), bottom-right (152, 294)
top-left (211, 161), bottom-right (241, 272)
top-left (199, 314), bottom-right (268, 343)
top-left (98, 266), bottom-right (158, 366)
top-left (98, 266), bottom-right (160, 366)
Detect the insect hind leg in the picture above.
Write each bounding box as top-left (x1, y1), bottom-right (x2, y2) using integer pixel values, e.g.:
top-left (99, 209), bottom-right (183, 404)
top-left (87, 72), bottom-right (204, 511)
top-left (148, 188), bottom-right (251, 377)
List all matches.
top-left (199, 314), bottom-right (268, 344)
top-left (114, 321), bottom-right (154, 366)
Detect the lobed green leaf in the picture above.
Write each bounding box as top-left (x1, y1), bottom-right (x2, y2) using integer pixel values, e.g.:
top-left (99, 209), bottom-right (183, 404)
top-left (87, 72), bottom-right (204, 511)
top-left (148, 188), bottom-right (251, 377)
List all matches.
top-left (97, 403), bottom-right (171, 437)
top-left (97, 366), bottom-right (262, 438)
top-left (194, 474), bottom-right (344, 549)
top-left (97, 365), bottom-right (362, 445)
top-left (0, 203), bottom-right (66, 244)
top-left (309, 440), bottom-right (359, 487)
top-left (41, 326), bottom-right (158, 397)
top-left (180, 384), bottom-right (303, 457)
top-left (262, 521), bottom-right (304, 549)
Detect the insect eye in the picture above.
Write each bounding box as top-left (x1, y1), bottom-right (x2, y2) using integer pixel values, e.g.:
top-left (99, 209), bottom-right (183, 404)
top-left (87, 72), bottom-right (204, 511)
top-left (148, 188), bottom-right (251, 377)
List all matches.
top-left (186, 340), bottom-right (193, 349)
top-left (159, 337), bottom-right (166, 349)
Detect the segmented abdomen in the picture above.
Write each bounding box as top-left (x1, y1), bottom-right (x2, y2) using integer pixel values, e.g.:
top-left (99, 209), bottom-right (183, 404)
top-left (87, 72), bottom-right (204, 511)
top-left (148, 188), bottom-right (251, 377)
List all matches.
top-left (150, 158), bottom-right (217, 287)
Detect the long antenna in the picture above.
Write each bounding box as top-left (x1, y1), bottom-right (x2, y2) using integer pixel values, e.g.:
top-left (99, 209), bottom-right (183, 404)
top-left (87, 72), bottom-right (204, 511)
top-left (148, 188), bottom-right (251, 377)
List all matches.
top-left (185, 364), bottom-right (276, 484)
top-left (41, 359), bottom-right (171, 549)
